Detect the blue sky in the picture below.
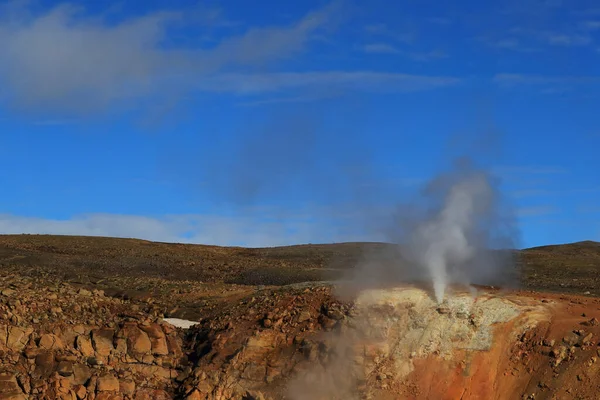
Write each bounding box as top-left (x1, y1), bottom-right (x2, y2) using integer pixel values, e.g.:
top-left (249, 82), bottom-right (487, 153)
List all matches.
top-left (0, 0), bottom-right (598, 248)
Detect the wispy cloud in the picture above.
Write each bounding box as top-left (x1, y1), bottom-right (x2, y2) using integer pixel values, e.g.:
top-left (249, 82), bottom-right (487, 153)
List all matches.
top-left (493, 165), bottom-right (568, 175)
top-left (580, 20), bottom-right (600, 31)
top-left (362, 43), bottom-right (400, 54)
top-left (493, 73), bottom-right (600, 93)
top-left (495, 38), bottom-right (521, 49)
top-left (577, 205), bottom-right (600, 214)
top-left (510, 189), bottom-right (555, 198)
top-left (405, 49), bottom-right (448, 61)
top-left (477, 35), bottom-right (541, 53)
top-left (197, 71), bottom-right (461, 95)
top-left (31, 119), bottom-right (78, 126)
top-left (237, 95), bottom-right (322, 107)
top-left (0, 2), bottom-right (339, 114)
top-left (517, 205), bottom-right (558, 217)
top-left (361, 43), bottom-right (447, 61)
top-left (482, 24), bottom-right (594, 52)
top-left (510, 187), bottom-right (600, 198)
top-left (363, 23), bottom-right (415, 44)
top-left (427, 17), bottom-right (452, 25)
top-left (573, 8), bottom-right (600, 17)
top-left (543, 32), bottom-right (591, 46)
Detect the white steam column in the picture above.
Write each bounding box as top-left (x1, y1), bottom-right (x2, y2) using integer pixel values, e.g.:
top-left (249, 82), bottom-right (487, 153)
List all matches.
top-left (414, 175), bottom-right (488, 303)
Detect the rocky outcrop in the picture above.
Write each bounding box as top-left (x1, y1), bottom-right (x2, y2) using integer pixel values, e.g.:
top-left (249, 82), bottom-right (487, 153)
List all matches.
top-left (0, 279), bottom-right (187, 399)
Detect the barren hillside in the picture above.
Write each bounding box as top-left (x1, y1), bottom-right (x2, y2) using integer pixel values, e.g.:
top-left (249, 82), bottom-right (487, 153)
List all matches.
top-left (0, 234), bottom-right (600, 399)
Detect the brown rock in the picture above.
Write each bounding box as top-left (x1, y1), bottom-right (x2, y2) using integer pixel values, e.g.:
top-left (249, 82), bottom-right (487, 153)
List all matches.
top-left (23, 346), bottom-right (40, 359)
top-left (0, 325), bottom-right (7, 347)
top-left (243, 391), bottom-right (266, 400)
top-left (437, 306), bottom-right (451, 315)
top-left (7, 326), bottom-right (33, 351)
top-left (33, 351), bottom-right (56, 380)
top-left (185, 389), bottom-right (204, 400)
top-left (166, 334), bottom-right (183, 357)
top-left (73, 325), bottom-right (86, 335)
top-left (246, 331), bottom-right (278, 349)
top-left (73, 364), bottom-right (92, 386)
top-left (320, 316), bottom-right (336, 331)
top-left (262, 318), bottom-right (273, 328)
top-left (298, 311), bottom-right (311, 322)
top-left (242, 363), bottom-right (267, 381)
top-left (140, 324), bottom-right (168, 356)
top-left (134, 389), bottom-right (171, 400)
top-left (325, 306), bottom-right (345, 321)
top-left (96, 393), bottom-right (124, 400)
top-left (176, 367), bottom-right (191, 383)
top-left (57, 360), bottom-right (74, 377)
top-left (582, 332), bottom-right (594, 346)
top-left (0, 372), bottom-right (23, 398)
top-left (542, 339), bottom-right (555, 347)
top-left (563, 332), bottom-right (579, 346)
top-left (16, 375), bottom-right (30, 395)
top-left (114, 338), bottom-right (128, 354)
top-left (142, 354), bottom-right (154, 364)
top-left (91, 329), bottom-right (115, 357)
top-left (96, 374), bottom-right (119, 392)
top-left (38, 333), bottom-right (65, 350)
top-left (76, 335), bottom-right (95, 357)
top-left (119, 379), bottom-right (135, 395)
top-left (119, 324), bottom-right (152, 355)
top-left (1, 288), bottom-right (16, 296)
top-left (551, 345), bottom-right (568, 366)
top-left (74, 385), bottom-right (87, 400)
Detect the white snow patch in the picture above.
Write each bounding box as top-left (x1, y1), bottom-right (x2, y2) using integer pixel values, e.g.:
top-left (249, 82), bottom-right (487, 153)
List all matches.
top-left (163, 318), bottom-right (200, 329)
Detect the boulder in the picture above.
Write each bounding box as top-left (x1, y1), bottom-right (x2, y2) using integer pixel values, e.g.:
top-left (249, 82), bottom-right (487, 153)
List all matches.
top-left (76, 335), bottom-right (95, 357)
top-left (119, 324), bottom-right (152, 356)
top-left (92, 328), bottom-right (115, 356)
top-left (38, 333), bottom-right (64, 350)
top-left (96, 374), bottom-right (119, 392)
top-left (7, 326), bottom-right (33, 351)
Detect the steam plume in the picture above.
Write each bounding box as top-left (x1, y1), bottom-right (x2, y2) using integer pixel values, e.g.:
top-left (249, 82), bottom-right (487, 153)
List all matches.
top-left (344, 157), bottom-right (519, 302)
top-left (407, 162), bottom-right (500, 302)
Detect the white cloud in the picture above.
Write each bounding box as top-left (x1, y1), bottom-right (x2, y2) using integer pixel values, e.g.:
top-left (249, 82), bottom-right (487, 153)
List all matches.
top-left (363, 23), bottom-right (415, 44)
top-left (0, 2), bottom-right (459, 115)
top-left (0, 212), bottom-right (379, 247)
top-left (405, 49), bottom-right (448, 61)
top-left (516, 205), bottom-right (558, 217)
top-left (484, 24), bottom-right (594, 52)
top-left (581, 20), bottom-right (600, 31)
top-left (544, 33), bottom-right (591, 46)
top-left (0, 2), bottom-right (335, 114)
top-left (362, 43), bottom-right (400, 54)
top-left (360, 41), bottom-right (448, 62)
top-left (197, 71), bottom-right (460, 95)
top-left (427, 17), bottom-right (452, 25)
top-left (493, 165), bottom-right (568, 175)
top-left (493, 74), bottom-right (600, 91)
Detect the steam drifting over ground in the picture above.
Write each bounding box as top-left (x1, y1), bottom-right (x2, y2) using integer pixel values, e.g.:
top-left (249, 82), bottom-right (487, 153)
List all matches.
top-left (344, 157), bottom-right (519, 303)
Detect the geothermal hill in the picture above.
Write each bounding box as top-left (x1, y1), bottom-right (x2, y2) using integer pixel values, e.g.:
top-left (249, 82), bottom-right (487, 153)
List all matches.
top-left (0, 235), bottom-right (600, 399)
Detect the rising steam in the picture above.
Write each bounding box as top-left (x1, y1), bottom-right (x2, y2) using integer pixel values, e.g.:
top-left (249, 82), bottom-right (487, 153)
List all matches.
top-left (408, 168), bottom-right (495, 302)
top-left (392, 158), bottom-right (518, 302)
top-left (343, 157), bottom-right (518, 303)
